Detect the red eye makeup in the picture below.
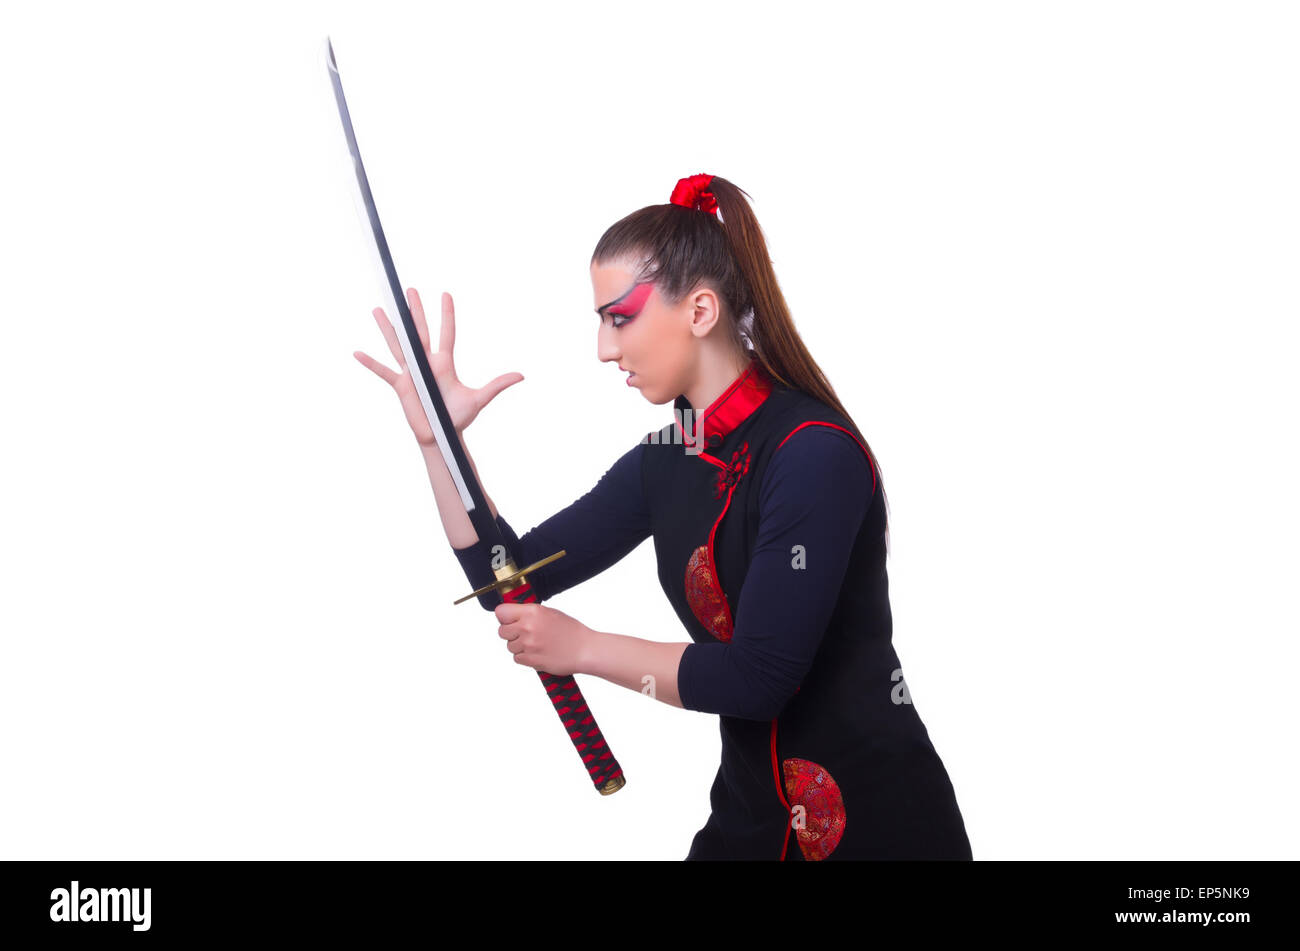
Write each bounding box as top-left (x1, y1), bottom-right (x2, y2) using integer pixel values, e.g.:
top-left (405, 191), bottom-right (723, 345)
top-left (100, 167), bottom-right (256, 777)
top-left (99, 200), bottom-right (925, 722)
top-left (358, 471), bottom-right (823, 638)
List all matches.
top-left (597, 281), bottom-right (653, 327)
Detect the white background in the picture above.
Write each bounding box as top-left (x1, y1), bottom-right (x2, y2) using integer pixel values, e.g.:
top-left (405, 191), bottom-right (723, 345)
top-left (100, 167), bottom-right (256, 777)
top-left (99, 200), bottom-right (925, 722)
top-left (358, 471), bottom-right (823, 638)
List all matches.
top-left (1, 0), bottom-right (1296, 860)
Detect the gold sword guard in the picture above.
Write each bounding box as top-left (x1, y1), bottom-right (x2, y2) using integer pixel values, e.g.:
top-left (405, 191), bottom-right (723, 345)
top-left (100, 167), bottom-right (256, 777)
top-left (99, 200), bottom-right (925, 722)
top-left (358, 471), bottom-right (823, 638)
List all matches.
top-left (453, 549), bottom-right (567, 605)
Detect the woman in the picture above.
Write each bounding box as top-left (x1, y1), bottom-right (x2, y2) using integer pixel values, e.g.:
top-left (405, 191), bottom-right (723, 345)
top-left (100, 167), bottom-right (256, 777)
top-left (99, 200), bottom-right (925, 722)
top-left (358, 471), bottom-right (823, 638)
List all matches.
top-left (354, 174), bottom-right (973, 861)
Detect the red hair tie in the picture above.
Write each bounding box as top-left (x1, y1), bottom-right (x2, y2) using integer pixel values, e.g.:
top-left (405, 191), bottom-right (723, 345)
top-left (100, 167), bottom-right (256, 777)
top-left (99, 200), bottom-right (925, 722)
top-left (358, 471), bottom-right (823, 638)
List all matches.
top-left (670, 173), bottom-right (719, 216)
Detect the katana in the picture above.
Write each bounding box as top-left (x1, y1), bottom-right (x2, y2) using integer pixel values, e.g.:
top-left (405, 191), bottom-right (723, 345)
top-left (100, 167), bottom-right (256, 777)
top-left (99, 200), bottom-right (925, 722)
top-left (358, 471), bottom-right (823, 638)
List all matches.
top-left (324, 37), bottom-right (626, 795)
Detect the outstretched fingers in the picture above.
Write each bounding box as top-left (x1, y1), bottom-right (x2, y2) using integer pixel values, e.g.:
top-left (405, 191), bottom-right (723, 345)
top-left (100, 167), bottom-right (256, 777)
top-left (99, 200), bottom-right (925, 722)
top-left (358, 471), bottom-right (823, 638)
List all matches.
top-left (353, 349), bottom-right (398, 385)
top-left (439, 291), bottom-right (456, 358)
top-left (479, 372), bottom-right (524, 407)
top-left (371, 307), bottom-right (408, 371)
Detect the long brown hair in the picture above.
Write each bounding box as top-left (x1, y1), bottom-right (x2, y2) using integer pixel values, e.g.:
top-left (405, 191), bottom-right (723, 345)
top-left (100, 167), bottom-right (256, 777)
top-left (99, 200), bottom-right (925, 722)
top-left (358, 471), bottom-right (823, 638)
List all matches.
top-left (591, 175), bottom-right (890, 546)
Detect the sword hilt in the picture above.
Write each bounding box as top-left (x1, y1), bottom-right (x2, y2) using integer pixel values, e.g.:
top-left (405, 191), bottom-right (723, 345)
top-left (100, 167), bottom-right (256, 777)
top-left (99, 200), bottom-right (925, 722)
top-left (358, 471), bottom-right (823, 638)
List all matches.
top-left (453, 547), bottom-right (627, 796)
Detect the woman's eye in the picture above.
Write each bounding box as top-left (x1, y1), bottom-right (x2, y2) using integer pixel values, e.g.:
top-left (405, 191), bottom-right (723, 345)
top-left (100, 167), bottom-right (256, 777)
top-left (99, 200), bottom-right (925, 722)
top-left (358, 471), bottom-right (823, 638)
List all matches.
top-left (600, 309), bottom-right (638, 328)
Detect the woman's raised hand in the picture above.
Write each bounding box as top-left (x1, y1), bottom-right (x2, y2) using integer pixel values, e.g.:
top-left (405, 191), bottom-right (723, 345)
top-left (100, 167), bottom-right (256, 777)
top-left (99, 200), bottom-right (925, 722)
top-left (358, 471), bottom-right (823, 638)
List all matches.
top-left (353, 288), bottom-right (524, 445)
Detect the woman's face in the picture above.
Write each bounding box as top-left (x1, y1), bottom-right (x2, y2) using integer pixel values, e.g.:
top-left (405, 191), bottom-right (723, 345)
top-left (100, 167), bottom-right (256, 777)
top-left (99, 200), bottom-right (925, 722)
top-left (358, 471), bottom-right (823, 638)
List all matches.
top-left (591, 259), bottom-right (701, 405)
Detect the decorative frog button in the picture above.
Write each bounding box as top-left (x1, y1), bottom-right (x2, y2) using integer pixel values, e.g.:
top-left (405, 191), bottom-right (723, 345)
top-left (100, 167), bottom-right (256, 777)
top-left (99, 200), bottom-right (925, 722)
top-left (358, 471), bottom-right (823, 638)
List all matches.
top-left (713, 440), bottom-right (751, 500)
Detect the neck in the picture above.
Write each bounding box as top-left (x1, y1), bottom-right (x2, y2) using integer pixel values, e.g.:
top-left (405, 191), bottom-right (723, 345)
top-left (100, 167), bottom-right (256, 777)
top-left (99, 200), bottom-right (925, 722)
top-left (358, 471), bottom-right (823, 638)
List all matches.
top-left (683, 348), bottom-right (752, 411)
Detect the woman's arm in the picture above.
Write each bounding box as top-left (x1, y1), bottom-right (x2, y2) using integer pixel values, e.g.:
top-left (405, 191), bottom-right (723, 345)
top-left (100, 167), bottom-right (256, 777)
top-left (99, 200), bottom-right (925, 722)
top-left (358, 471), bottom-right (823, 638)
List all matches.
top-left (573, 426), bottom-right (874, 719)
top-left (677, 425), bottom-right (875, 720)
top-left (451, 439), bottom-right (653, 610)
top-left (422, 429), bottom-right (498, 549)
top-left (579, 634), bottom-right (690, 708)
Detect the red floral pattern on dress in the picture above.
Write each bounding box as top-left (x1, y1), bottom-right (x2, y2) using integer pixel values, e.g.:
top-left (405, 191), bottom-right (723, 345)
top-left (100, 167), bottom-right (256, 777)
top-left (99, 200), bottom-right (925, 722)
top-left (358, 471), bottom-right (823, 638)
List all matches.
top-left (782, 757), bottom-right (846, 860)
top-left (685, 543), bottom-right (732, 641)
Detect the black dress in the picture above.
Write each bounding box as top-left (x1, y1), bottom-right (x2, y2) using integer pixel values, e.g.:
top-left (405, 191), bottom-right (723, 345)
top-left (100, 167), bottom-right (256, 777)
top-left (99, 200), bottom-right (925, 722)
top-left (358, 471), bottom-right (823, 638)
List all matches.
top-left (453, 357), bottom-right (973, 860)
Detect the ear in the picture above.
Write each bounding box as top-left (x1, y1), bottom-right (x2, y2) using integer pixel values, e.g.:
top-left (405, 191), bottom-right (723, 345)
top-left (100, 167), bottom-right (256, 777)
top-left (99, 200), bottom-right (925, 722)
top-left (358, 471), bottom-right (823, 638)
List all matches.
top-left (687, 284), bottom-right (723, 338)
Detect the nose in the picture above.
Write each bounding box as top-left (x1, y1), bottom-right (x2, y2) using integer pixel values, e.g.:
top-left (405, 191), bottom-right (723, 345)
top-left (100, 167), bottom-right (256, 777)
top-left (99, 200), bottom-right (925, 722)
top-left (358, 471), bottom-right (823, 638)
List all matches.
top-left (596, 319), bottom-right (621, 365)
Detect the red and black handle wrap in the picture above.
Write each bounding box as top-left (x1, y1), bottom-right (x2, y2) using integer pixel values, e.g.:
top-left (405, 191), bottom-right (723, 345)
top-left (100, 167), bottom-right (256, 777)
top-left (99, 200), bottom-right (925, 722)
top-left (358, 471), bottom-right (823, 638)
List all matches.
top-left (500, 580), bottom-right (625, 793)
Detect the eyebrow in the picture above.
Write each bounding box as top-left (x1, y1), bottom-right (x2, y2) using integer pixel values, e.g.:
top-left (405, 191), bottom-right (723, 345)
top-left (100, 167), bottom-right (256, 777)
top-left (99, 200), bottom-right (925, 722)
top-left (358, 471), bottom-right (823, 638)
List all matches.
top-left (596, 282), bottom-right (651, 319)
top-left (596, 283), bottom-right (637, 318)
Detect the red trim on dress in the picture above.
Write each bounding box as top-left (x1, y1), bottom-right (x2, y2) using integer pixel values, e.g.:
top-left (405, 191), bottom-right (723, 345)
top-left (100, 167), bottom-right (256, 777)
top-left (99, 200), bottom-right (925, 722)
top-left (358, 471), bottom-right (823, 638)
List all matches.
top-left (771, 719), bottom-right (794, 860)
top-left (682, 442), bottom-right (751, 642)
top-left (776, 421), bottom-right (877, 495)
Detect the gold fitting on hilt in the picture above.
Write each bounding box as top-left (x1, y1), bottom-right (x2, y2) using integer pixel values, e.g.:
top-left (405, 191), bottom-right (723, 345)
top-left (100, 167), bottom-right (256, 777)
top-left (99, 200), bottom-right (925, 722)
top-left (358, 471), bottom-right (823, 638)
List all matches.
top-left (453, 549), bottom-right (567, 605)
top-left (598, 775), bottom-right (627, 796)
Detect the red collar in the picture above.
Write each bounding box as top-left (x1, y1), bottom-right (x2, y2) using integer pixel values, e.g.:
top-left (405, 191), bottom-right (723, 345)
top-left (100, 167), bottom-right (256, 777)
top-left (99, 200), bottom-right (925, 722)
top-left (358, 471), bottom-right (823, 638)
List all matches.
top-left (673, 358), bottom-right (774, 449)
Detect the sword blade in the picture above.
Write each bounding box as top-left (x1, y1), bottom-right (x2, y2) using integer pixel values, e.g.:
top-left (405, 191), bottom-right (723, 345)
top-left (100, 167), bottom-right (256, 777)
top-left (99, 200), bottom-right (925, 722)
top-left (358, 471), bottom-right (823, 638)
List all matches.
top-left (325, 37), bottom-right (500, 548)
top-left (323, 39), bottom-right (626, 796)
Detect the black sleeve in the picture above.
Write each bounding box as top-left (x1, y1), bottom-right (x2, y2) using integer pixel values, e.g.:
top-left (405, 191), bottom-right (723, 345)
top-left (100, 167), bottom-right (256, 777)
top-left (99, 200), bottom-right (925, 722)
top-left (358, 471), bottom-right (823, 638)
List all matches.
top-left (677, 425), bottom-right (874, 719)
top-left (450, 440), bottom-right (651, 610)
